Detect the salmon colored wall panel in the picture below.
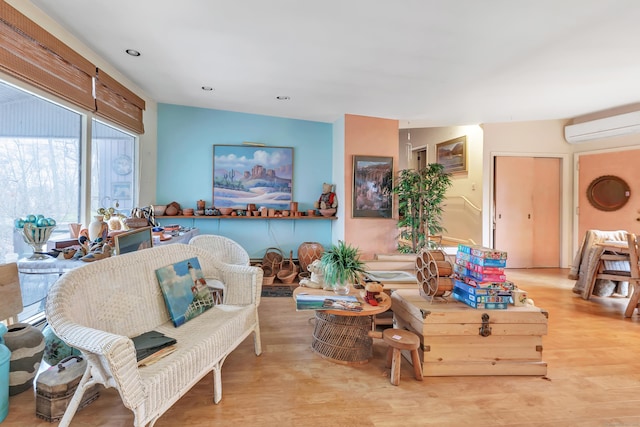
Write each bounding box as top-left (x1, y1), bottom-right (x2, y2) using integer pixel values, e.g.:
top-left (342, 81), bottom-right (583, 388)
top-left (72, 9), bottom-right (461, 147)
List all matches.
top-left (494, 157), bottom-right (534, 268)
top-left (344, 114), bottom-right (398, 259)
top-left (532, 158), bottom-right (560, 267)
top-left (495, 156), bottom-right (560, 268)
top-left (578, 149), bottom-right (640, 239)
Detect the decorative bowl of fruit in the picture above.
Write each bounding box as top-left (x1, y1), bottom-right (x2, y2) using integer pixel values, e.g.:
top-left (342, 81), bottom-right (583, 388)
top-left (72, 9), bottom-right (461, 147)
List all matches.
top-left (16, 214), bottom-right (57, 260)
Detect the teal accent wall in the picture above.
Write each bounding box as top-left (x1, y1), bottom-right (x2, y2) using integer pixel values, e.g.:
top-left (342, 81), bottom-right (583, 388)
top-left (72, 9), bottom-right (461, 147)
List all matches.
top-left (157, 104), bottom-right (334, 258)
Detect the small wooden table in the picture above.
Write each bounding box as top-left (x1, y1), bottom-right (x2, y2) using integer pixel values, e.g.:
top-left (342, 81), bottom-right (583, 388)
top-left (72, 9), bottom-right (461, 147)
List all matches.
top-left (293, 287), bottom-right (391, 365)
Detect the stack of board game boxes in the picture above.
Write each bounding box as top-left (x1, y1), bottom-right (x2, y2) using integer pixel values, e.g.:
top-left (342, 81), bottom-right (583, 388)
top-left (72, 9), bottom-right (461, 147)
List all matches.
top-left (452, 244), bottom-right (515, 309)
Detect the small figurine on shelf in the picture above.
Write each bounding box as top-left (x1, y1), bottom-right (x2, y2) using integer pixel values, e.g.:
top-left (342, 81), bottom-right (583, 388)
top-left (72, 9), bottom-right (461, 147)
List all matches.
top-left (314, 183), bottom-right (337, 216)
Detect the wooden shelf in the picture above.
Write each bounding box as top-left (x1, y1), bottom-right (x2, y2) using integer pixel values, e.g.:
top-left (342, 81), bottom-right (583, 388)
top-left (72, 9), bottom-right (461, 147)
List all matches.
top-left (156, 215), bottom-right (337, 220)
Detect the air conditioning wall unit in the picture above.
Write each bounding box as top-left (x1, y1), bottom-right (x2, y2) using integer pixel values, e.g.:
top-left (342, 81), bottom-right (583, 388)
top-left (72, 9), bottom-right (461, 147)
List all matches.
top-left (564, 111), bottom-right (640, 144)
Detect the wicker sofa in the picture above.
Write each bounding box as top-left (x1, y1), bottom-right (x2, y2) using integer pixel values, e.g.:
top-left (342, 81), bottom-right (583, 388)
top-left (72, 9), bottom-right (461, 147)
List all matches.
top-left (45, 243), bottom-right (263, 427)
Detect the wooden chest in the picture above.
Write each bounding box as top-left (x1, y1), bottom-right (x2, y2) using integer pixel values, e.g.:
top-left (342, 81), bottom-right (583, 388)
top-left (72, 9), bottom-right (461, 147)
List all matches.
top-left (391, 289), bottom-right (548, 376)
top-left (35, 355), bottom-right (100, 422)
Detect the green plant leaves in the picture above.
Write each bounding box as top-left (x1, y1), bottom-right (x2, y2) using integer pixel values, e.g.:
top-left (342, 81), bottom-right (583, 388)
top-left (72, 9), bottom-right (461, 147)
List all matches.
top-left (392, 163), bottom-right (452, 253)
top-left (320, 240), bottom-right (365, 285)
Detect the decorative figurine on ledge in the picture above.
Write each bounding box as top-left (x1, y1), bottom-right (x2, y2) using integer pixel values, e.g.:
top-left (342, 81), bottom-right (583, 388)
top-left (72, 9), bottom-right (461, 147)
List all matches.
top-left (299, 259), bottom-right (325, 289)
top-left (315, 182), bottom-right (337, 216)
top-left (74, 230), bottom-right (113, 262)
top-left (80, 243), bottom-right (112, 262)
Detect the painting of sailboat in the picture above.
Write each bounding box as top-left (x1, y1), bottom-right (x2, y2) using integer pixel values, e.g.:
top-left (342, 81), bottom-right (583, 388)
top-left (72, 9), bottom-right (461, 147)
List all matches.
top-left (213, 145), bottom-right (293, 209)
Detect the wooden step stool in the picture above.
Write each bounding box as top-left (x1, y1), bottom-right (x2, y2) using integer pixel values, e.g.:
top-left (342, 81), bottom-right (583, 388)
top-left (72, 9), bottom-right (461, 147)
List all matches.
top-left (383, 329), bottom-right (423, 386)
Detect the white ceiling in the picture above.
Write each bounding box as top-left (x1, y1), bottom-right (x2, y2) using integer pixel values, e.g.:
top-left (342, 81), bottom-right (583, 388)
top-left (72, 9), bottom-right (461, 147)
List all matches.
top-left (29, 0), bottom-right (640, 127)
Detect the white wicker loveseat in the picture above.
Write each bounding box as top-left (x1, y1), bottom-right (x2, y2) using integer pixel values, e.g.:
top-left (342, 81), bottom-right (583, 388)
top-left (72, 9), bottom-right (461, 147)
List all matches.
top-left (45, 243), bottom-right (263, 427)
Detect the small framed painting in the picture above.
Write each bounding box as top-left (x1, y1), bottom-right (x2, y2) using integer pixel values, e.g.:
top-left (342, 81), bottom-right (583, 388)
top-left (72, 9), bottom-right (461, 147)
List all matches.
top-left (436, 136), bottom-right (467, 173)
top-left (113, 226), bottom-right (153, 255)
top-left (352, 155), bottom-right (393, 218)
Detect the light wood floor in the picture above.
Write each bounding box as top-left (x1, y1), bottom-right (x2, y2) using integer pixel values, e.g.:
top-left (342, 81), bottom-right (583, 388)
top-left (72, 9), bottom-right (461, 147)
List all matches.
top-left (5, 269), bottom-right (640, 426)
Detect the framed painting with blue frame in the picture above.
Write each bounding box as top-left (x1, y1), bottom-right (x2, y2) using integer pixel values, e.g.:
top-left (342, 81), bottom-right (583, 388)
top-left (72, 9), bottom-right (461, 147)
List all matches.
top-left (213, 145), bottom-right (293, 210)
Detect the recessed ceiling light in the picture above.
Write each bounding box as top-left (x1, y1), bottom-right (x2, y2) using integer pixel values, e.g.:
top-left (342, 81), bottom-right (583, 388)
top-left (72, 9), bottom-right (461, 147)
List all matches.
top-left (201, 86), bottom-right (214, 91)
top-left (125, 49), bottom-right (141, 57)
top-left (276, 95), bottom-right (291, 101)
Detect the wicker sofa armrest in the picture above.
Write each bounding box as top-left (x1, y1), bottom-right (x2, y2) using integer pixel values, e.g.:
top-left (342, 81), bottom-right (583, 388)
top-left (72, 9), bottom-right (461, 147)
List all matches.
top-left (216, 263), bottom-right (263, 306)
top-left (185, 245), bottom-right (262, 306)
top-left (45, 317), bottom-right (146, 410)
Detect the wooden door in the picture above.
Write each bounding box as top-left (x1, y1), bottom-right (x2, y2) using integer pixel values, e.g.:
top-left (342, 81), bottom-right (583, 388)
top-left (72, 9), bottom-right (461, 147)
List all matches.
top-left (495, 157), bottom-right (534, 268)
top-left (494, 157), bottom-right (560, 268)
top-left (532, 158), bottom-right (561, 267)
top-left (410, 147), bottom-right (427, 170)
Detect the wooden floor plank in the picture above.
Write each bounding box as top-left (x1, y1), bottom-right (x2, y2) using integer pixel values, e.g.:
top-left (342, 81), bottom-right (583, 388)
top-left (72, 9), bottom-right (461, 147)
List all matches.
top-left (4, 268), bottom-right (640, 426)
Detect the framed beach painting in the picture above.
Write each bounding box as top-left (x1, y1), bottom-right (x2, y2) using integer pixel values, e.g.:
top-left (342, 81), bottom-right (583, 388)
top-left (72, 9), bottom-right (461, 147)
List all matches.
top-left (436, 136), bottom-right (467, 173)
top-left (352, 155), bottom-right (393, 218)
top-left (213, 145), bottom-right (293, 210)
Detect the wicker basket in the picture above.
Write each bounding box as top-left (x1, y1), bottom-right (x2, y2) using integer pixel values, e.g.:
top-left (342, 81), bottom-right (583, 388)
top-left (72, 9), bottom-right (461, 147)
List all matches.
top-left (277, 250), bottom-right (298, 284)
top-left (256, 261), bottom-right (276, 286)
top-left (262, 273), bottom-right (275, 286)
top-left (262, 247), bottom-right (284, 275)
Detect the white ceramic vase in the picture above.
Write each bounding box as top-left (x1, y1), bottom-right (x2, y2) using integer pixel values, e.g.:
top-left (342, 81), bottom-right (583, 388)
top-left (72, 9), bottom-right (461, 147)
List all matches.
top-left (88, 215), bottom-right (106, 241)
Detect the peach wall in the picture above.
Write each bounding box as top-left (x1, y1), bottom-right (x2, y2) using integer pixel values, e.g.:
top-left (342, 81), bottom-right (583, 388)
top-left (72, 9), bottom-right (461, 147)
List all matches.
top-left (578, 148), bottom-right (640, 239)
top-left (344, 114), bottom-right (399, 259)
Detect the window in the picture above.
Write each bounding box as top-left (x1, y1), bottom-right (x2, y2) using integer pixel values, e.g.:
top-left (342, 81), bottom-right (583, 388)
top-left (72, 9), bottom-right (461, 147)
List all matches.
top-left (1, 3), bottom-right (144, 323)
top-left (91, 119), bottom-right (137, 219)
top-left (0, 79), bottom-right (82, 259)
top-left (0, 78), bottom-right (138, 323)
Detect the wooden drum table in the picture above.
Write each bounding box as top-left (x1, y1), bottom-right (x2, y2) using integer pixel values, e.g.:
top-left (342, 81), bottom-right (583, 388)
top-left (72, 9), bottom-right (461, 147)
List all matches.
top-left (293, 287), bottom-right (391, 365)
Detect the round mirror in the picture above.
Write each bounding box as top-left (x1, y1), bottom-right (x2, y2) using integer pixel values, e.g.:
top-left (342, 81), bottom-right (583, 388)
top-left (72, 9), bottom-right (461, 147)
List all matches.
top-left (586, 175), bottom-right (631, 211)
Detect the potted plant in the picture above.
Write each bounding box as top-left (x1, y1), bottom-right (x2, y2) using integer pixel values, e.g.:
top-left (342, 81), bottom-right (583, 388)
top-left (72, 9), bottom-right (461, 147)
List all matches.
top-left (393, 163), bottom-right (452, 253)
top-left (320, 241), bottom-right (365, 295)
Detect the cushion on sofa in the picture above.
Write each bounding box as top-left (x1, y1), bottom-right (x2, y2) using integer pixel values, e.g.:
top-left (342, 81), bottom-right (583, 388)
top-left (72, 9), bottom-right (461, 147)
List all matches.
top-left (136, 303), bottom-right (256, 416)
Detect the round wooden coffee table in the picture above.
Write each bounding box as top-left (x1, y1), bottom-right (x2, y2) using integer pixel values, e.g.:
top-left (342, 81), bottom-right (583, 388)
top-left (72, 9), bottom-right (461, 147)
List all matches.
top-left (293, 287), bottom-right (391, 365)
